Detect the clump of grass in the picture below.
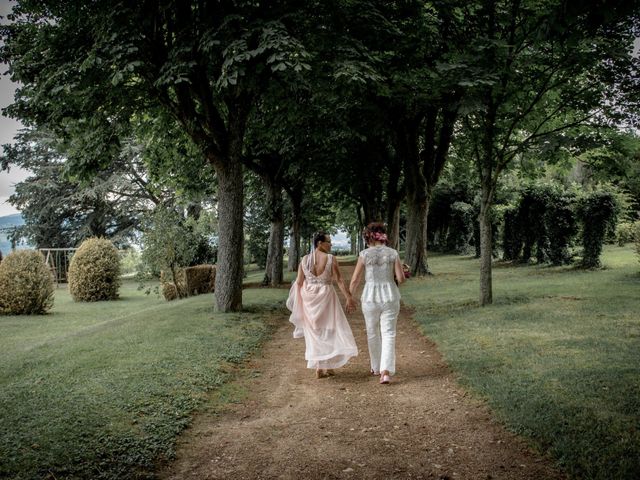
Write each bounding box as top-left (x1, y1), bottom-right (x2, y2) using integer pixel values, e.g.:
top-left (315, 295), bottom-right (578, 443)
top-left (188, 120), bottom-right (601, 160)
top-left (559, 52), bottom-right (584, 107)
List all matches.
top-left (403, 245), bottom-right (640, 479)
top-left (0, 279), bottom-right (283, 479)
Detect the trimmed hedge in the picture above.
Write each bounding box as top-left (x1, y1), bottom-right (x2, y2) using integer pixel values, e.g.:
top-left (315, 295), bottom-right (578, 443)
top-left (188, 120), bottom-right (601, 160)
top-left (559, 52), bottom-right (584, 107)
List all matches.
top-left (185, 264), bottom-right (216, 296)
top-left (68, 238), bottom-right (121, 301)
top-left (544, 188), bottom-right (577, 265)
top-left (0, 250), bottom-right (55, 315)
top-left (446, 202), bottom-right (475, 254)
top-left (501, 184), bottom-right (577, 265)
top-left (160, 265), bottom-right (215, 301)
top-left (576, 191), bottom-right (618, 268)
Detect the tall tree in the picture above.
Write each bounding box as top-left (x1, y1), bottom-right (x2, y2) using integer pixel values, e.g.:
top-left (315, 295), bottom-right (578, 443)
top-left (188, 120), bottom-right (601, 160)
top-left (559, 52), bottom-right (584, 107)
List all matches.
top-left (1, 1), bottom-right (311, 311)
top-left (243, 70), bottom-right (318, 286)
top-left (462, 0), bottom-right (640, 305)
top-left (1, 128), bottom-right (161, 248)
top-left (330, 0), bottom-right (471, 275)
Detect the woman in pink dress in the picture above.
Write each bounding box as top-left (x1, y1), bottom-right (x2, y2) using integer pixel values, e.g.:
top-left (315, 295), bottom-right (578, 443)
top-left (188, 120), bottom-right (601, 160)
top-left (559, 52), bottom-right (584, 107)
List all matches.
top-left (287, 232), bottom-right (358, 378)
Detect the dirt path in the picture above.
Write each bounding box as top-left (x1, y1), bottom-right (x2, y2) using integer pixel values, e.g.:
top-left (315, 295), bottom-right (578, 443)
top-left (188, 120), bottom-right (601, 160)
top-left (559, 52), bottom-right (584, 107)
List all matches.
top-left (160, 266), bottom-right (564, 480)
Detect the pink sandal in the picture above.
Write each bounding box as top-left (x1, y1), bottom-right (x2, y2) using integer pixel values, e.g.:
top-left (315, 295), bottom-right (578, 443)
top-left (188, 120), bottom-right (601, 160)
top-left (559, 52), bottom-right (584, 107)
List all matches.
top-left (380, 374), bottom-right (391, 384)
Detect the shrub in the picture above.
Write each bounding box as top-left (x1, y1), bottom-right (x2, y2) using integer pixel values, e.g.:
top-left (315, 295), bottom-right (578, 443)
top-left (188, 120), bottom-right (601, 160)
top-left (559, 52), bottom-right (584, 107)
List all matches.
top-left (544, 188), bottom-right (577, 265)
top-left (120, 248), bottom-right (142, 276)
top-left (68, 238), bottom-right (121, 301)
top-left (140, 208), bottom-right (214, 277)
top-left (635, 225), bottom-right (640, 268)
top-left (160, 268), bottom-right (187, 300)
top-left (576, 190), bottom-right (618, 268)
top-left (246, 236), bottom-right (268, 269)
top-left (502, 206), bottom-right (522, 261)
top-left (0, 250), bottom-right (54, 315)
top-left (161, 281), bottom-right (179, 301)
top-left (518, 185), bottom-right (550, 263)
top-left (185, 264), bottom-right (216, 295)
top-left (616, 220), bottom-right (640, 246)
top-left (160, 265), bottom-right (215, 301)
top-left (502, 183), bottom-right (578, 265)
top-left (445, 202), bottom-right (475, 254)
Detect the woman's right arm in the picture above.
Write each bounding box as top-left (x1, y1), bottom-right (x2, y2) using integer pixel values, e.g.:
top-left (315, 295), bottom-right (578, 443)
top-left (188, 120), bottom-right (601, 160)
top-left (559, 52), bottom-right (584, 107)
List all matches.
top-left (295, 259), bottom-right (305, 287)
top-left (394, 253), bottom-right (405, 285)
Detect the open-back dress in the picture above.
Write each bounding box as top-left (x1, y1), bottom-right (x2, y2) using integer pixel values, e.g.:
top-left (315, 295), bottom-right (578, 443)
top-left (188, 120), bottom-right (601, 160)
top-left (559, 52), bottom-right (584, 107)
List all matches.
top-left (286, 253), bottom-right (358, 369)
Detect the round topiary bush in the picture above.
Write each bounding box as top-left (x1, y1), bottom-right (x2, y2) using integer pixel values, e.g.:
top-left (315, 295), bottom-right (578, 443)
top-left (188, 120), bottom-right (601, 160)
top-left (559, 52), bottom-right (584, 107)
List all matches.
top-left (0, 250), bottom-right (55, 315)
top-left (68, 238), bottom-right (121, 301)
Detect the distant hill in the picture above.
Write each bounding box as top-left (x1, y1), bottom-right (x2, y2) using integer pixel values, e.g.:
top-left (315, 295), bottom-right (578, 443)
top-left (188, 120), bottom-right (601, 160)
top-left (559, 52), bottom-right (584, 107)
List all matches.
top-left (0, 214), bottom-right (25, 256)
top-left (0, 213), bottom-right (24, 228)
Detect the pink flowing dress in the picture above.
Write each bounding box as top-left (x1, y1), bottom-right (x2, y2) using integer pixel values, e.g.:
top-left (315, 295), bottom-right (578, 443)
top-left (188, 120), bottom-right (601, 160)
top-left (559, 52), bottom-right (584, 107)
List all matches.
top-left (286, 253), bottom-right (358, 369)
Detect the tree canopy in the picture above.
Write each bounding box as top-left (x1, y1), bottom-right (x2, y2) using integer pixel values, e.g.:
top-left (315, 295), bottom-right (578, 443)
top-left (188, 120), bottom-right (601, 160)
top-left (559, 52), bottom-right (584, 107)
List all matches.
top-left (2, 0), bottom-right (639, 308)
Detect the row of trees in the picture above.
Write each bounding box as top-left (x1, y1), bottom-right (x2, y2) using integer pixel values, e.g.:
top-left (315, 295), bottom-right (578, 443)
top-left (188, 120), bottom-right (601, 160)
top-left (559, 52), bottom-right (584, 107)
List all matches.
top-left (1, 1), bottom-right (639, 311)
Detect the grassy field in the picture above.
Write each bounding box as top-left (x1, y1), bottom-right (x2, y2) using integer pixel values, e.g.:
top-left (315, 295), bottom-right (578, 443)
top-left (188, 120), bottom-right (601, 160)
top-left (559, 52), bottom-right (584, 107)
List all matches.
top-left (0, 277), bottom-right (286, 480)
top-left (3, 250), bottom-right (639, 479)
top-left (402, 245), bottom-right (640, 480)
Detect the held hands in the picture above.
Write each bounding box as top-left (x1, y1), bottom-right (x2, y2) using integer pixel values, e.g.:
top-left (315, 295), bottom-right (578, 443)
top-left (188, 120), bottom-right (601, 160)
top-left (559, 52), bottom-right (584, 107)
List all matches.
top-left (345, 297), bottom-right (357, 314)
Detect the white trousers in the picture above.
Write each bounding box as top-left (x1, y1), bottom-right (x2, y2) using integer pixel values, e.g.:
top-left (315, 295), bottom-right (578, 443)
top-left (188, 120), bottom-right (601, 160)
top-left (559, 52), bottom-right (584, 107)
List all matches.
top-left (362, 300), bottom-right (400, 376)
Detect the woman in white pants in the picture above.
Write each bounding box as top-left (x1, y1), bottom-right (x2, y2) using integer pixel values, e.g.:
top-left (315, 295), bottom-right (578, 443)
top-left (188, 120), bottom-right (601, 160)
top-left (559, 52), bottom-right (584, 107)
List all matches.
top-left (349, 223), bottom-right (405, 384)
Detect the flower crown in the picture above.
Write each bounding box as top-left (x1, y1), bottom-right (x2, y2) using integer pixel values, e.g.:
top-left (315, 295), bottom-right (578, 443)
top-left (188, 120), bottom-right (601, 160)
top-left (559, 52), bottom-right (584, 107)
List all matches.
top-left (371, 231), bottom-right (388, 243)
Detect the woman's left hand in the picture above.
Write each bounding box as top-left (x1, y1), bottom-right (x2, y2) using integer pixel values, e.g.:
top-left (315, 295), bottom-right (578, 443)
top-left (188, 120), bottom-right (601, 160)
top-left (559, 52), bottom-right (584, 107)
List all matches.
top-left (345, 297), bottom-right (356, 314)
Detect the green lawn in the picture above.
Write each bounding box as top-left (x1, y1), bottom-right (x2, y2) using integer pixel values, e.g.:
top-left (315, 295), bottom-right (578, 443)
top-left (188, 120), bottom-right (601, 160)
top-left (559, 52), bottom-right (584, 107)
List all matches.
top-left (3, 249), bottom-right (638, 479)
top-left (0, 279), bottom-right (285, 480)
top-left (403, 245), bottom-right (640, 480)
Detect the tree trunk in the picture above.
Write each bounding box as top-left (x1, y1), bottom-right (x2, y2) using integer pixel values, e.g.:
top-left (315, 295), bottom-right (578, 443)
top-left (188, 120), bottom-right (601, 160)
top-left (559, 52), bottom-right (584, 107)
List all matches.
top-left (286, 188), bottom-right (302, 271)
top-left (386, 202), bottom-right (401, 251)
top-left (404, 193), bottom-right (430, 275)
top-left (211, 158), bottom-right (244, 312)
top-left (287, 228), bottom-right (299, 272)
top-left (397, 121), bottom-right (430, 275)
top-left (478, 95), bottom-right (498, 306)
top-left (263, 217), bottom-right (284, 286)
top-left (262, 177), bottom-right (284, 287)
top-left (385, 158), bottom-right (403, 251)
top-left (350, 228), bottom-right (358, 255)
top-left (359, 196), bottom-right (383, 227)
top-left (478, 196), bottom-right (493, 306)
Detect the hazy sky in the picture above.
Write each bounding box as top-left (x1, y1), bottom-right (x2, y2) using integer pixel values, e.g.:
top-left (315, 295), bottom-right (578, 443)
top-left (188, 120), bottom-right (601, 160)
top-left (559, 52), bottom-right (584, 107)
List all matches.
top-left (0, 1), bottom-right (638, 217)
top-left (0, 0), bottom-right (27, 216)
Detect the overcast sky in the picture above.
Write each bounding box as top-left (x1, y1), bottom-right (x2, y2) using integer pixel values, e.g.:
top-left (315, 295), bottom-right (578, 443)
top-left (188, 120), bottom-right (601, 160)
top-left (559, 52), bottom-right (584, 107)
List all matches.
top-left (0, 1), bottom-right (639, 217)
top-left (0, 0), bottom-right (27, 216)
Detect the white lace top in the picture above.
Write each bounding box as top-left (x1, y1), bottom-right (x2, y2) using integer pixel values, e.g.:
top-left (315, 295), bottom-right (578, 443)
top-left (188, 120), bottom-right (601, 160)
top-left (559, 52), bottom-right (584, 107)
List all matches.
top-left (359, 245), bottom-right (401, 304)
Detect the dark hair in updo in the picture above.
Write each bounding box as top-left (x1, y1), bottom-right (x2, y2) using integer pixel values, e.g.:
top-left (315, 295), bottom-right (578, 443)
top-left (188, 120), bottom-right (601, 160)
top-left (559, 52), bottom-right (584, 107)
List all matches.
top-left (313, 231), bottom-right (329, 248)
top-left (363, 222), bottom-right (388, 246)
